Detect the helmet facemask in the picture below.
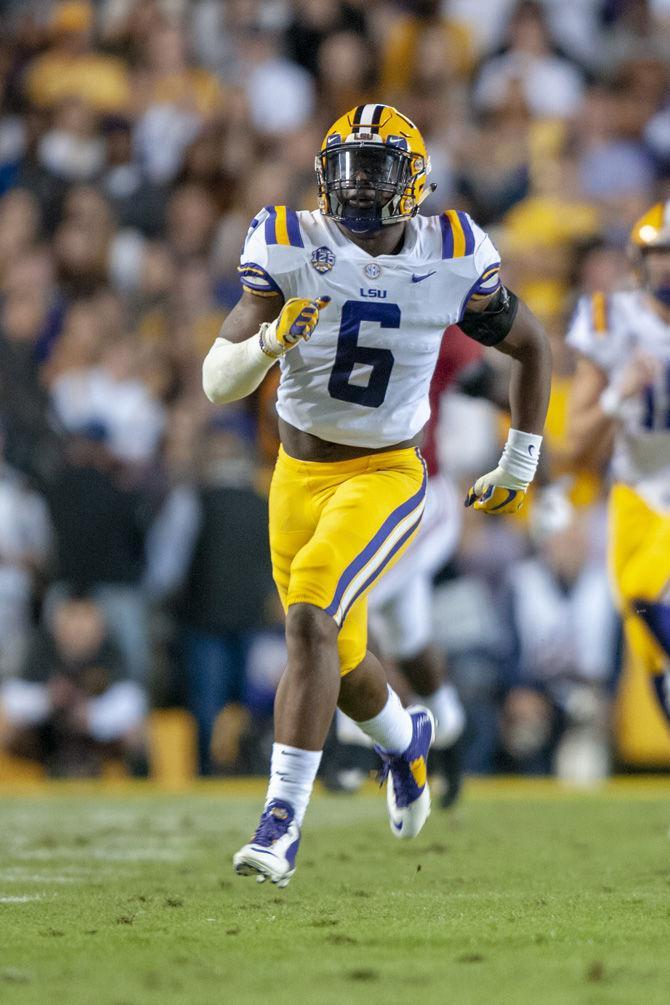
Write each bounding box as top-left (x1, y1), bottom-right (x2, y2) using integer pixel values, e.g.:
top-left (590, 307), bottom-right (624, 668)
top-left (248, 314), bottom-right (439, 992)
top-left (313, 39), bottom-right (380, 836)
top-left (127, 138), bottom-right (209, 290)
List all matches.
top-left (316, 141), bottom-right (416, 234)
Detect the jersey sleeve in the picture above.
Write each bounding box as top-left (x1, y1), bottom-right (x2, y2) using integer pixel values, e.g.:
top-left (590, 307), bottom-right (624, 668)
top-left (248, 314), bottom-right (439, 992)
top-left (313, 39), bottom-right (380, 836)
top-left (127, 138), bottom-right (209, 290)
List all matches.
top-left (438, 210), bottom-right (501, 318)
top-left (468, 217), bottom-right (502, 304)
top-left (238, 206), bottom-right (305, 300)
top-left (565, 293), bottom-right (617, 373)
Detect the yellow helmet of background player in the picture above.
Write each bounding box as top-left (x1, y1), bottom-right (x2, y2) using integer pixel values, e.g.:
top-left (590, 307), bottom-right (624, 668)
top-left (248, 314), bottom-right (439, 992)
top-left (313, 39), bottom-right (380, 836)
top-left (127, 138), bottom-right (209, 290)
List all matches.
top-left (630, 201), bottom-right (670, 250)
top-left (630, 201), bottom-right (670, 307)
top-left (315, 104), bottom-right (432, 234)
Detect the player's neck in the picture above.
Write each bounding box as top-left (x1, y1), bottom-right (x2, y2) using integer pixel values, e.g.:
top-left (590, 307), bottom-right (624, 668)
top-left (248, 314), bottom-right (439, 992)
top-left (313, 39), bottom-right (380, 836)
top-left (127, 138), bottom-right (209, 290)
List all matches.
top-left (336, 221), bottom-right (407, 257)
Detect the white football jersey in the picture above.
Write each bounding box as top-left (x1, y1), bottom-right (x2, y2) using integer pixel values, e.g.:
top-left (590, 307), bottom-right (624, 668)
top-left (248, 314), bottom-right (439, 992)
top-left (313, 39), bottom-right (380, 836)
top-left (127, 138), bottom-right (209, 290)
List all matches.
top-left (239, 205), bottom-right (500, 448)
top-left (566, 289), bottom-right (670, 510)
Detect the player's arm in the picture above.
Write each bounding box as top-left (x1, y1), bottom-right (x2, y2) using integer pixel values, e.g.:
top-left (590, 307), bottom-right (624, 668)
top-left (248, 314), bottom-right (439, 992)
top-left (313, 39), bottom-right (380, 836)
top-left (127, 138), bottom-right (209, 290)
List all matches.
top-left (459, 288), bottom-right (552, 513)
top-left (566, 352), bottom-right (657, 467)
top-left (202, 290), bottom-right (330, 405)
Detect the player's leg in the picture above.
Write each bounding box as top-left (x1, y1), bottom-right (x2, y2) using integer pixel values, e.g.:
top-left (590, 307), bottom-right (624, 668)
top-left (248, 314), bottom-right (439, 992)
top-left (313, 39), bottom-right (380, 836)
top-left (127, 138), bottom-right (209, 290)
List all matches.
top-left (398, 647), bottom-right (465, 810)
top-left (369, 473), bottom-right (465, 794)
top-left (610, 484), bottom-right (670, 721)
top-left (337, 608), bottom-right (435, 839)
top-left (234, 447), bottom-right (427, 883)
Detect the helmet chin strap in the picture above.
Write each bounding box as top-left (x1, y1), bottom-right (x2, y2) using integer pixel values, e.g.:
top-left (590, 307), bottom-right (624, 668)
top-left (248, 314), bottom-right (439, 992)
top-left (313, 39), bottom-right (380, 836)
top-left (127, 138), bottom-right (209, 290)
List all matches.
top-left (340, 209), bottom-right (382, 234)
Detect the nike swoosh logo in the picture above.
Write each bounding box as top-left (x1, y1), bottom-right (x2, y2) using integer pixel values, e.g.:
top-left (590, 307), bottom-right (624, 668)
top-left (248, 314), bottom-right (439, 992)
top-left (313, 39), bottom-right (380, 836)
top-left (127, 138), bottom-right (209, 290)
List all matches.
top-left (411, 271), bottom-right (436, 283)
top-left (391, 818), bottom-right (403, 832)
top-left (528, 445), bottom-right (535, 456)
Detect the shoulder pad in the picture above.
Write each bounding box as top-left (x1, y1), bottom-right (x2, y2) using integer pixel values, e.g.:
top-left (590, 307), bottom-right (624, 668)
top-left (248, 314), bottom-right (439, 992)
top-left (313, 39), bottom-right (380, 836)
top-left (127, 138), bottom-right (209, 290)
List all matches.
top-left (239, 206), bottom-right (305, 299)
top-left (566, 293), bottom-right (621, 370)
top-left (439, 210), bottom-right (478, 259)
top-left (437, 210), bottom-right (501, 316)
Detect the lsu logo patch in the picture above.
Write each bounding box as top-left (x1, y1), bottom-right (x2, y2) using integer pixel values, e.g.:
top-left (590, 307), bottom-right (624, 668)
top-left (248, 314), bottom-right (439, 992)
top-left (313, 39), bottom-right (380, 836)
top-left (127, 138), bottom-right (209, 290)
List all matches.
top-left (311, 246), bottom-right (336, 274)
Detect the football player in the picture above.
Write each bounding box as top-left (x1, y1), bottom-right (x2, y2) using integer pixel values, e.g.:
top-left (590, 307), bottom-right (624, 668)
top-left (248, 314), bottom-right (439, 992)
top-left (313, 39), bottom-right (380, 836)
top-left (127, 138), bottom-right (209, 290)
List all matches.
top-left (566, 202), bottom-right (670, 729)
top-left (203, 104), bottom-right (551, 887)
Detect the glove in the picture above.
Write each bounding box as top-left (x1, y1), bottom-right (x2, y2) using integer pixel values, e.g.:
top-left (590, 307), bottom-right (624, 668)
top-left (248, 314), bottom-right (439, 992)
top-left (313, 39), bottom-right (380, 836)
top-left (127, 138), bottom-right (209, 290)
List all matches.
top-left (259, 296), bottom-right (331, 358)
top-left (465, 428), bottom-right (542, 515)
top-left (464, 467), bottom-right (528, 514)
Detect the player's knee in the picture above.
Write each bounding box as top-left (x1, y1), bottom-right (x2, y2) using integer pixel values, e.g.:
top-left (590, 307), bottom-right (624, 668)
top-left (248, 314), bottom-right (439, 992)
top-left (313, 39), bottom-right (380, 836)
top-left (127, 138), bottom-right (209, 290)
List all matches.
top-left (285, 603), bottom-right (338, 654)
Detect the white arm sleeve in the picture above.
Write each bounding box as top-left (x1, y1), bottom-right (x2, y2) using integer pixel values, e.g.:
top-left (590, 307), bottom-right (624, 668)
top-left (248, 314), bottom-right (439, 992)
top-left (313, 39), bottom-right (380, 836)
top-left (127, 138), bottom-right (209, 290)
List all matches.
top-left (202, 335), bottom-right (276, 405)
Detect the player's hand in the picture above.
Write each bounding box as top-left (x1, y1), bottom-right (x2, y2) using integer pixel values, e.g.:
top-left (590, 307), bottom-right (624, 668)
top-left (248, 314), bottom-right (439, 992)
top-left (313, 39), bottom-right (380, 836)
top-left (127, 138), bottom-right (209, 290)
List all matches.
top-left (260, 296), bottom-right (331, 357)
top-left (464, 466), bottom-right (527, 514)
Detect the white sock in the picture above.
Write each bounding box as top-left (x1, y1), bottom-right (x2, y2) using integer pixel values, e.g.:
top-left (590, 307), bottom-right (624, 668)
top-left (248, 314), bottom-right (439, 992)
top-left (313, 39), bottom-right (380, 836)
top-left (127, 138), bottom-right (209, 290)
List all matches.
top-left (356, 686), bottom-right (413, 754)
top-left (421, 684), bottom-right (465, 749)
top-left (265, 743), bottom-right (322, 827)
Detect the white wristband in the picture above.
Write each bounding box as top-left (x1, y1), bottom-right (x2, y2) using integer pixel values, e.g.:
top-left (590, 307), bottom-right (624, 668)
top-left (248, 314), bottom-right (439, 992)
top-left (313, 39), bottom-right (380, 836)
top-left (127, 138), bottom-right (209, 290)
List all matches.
top-left (499, 428), bottom-right (542, 483)
top-left (598, 384), bottom-right (624, 418)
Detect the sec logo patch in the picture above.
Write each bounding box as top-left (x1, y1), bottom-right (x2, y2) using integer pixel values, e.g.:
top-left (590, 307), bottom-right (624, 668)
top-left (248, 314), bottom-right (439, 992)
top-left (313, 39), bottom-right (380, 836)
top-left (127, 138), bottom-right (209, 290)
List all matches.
top-left (363, 263), bottom-right (382, 280)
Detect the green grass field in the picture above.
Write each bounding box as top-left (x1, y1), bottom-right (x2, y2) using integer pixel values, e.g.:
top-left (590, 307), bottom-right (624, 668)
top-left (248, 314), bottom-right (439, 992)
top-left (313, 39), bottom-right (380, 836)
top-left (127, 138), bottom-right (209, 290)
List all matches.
top-left (1, 780), bottom-right (670, 1005)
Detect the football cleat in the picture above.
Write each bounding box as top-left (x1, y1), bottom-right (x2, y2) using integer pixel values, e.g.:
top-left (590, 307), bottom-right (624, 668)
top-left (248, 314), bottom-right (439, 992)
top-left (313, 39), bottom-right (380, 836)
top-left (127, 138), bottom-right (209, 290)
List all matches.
top-left (376, 706), bottom-right (435, 840)
top-left (233, 800), bottom-right (300, 888)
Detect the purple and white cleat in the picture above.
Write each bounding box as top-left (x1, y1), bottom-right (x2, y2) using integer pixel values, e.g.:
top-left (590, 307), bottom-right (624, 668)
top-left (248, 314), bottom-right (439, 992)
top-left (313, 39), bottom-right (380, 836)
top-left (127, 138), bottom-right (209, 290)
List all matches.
top-left (376, 706), bottom-right (435, 840)
top-left (233, 800), bottom-right (300, 888)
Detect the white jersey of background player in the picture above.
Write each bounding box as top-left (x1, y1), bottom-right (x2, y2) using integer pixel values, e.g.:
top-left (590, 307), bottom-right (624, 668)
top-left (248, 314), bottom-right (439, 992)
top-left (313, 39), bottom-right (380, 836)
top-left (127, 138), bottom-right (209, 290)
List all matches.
top-left (567, 289), bottom-right (670, 508)
top-left (566, 201), bottom-right (670, 725)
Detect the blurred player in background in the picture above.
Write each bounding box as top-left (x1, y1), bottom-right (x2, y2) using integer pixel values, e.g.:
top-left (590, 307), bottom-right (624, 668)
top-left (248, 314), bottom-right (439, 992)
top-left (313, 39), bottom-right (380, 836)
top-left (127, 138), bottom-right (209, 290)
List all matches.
top-left (567, 202), bottom-right (670, 726)
top-left (203, 104), bottom-right (551, 887)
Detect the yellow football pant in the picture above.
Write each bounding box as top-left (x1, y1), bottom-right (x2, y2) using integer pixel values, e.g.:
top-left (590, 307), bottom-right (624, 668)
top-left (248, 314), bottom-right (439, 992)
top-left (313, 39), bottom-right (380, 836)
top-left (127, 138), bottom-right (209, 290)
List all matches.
top-left (609, 483), bottom-right (670, 675)
top-left (269, 445), bottom-right (426, 675)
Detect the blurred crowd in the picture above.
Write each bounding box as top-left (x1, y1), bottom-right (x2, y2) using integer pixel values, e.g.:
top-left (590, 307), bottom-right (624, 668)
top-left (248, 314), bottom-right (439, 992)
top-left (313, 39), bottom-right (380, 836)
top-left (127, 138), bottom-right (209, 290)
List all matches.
top-left (0, 0), bottom-right (668, 779)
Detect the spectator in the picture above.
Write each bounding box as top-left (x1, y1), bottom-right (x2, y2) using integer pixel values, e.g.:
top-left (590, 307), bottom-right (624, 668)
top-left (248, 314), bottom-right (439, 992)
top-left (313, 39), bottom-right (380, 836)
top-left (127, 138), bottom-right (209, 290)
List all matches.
top-left (132, 18), bottom-right (225, 185)
top-left (0, 421), bottom-right (52, 679)
top-left (473, 1), bottom-right (586, 120)
top-left (24, 1), bottom-right (131, 115)
top-left (43, 430), bottom-right (157, 683)
top-left (241, 29), bottom-right (316, 137)
top-left (0, 595), bottom-right (147, 777)
top-left (37, 97), bottom-right (105, 183)
top-left (501, 507), bottom-right (617, 779)
top-left (177, 416), bottom-right (276, 775)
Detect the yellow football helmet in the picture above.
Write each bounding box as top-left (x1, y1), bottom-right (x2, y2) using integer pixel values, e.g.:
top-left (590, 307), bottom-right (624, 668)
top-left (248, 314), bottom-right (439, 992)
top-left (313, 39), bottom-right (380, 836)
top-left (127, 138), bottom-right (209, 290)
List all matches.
top-left (315, 104), bottom-right (432, 234)
top-left (630, 201), bottom-right (670, 307)
top-left (630, 201), bottom-right (670, 250)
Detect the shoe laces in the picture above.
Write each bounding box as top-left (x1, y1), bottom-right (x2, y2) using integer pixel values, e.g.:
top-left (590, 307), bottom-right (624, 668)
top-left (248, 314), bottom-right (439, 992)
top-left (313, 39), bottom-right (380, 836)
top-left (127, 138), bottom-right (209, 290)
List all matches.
top-left (252, 802), bottom-right (292, 846)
